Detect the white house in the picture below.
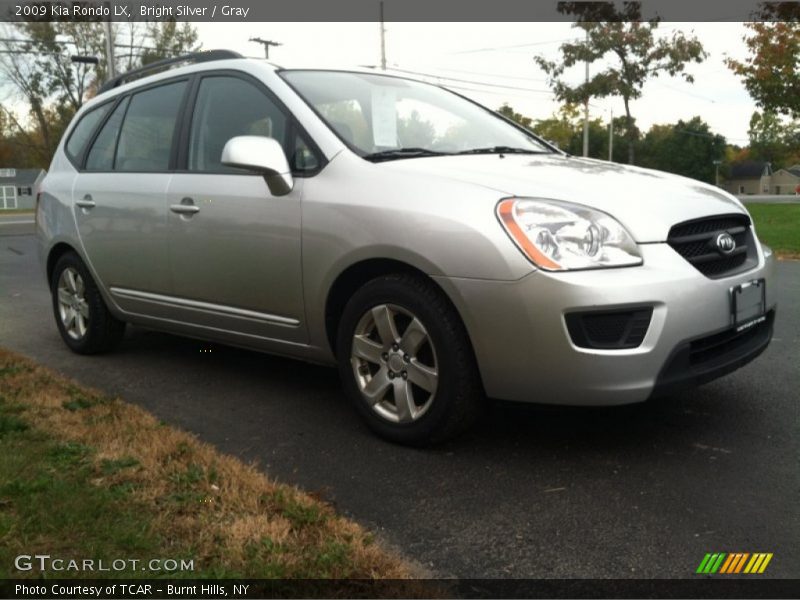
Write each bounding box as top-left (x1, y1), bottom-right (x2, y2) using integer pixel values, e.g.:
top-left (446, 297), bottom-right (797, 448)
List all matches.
top-left (0, 168), bottom-right (47, 210)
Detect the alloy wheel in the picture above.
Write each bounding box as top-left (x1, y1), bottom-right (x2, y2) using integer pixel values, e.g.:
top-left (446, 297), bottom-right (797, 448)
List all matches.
top-left (350, 303), bottom-right (439, 423)
top-left (57, 267), bottom-right (89, 340)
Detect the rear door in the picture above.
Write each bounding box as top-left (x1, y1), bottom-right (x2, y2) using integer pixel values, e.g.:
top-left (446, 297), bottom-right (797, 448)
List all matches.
top-left (73, 80), bottom-right (189, 313)
top-left (165, 73), bottom-right (316, 344)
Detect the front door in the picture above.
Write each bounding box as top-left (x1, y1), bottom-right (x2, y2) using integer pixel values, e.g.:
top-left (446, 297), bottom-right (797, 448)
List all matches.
top-left (165, 74), bottom-right (307, 344)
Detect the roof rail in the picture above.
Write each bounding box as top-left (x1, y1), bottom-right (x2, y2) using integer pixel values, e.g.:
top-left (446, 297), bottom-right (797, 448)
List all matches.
top-left (97, 49), bottom-right (243, 94)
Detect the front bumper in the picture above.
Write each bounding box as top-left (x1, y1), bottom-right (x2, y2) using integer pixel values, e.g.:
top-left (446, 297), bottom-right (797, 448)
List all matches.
top-left (650, 309), bottom-right (773, 399)
top-left (434, 243), bottom-right (777, 405)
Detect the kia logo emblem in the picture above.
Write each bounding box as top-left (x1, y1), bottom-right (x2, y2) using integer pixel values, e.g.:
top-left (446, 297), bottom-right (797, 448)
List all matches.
top-left (715, 232), bottom-right (737, 255)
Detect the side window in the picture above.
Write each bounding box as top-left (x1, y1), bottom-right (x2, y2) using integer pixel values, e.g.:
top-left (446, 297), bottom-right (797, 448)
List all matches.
top-left (188, 76), bottom-right (287, 173)
top-left (66, 102), bottom-right (112, 161)
top-left (85, 97), bottom-right (129, 171)
top-left (116, 81), bottom-right (187, 172)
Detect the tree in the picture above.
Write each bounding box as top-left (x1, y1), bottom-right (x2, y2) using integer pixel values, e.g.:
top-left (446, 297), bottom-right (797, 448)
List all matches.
top-left (398, 110), bottom-right (436, 147)
top-left (0, 109), bottom-right (13, 165)
top-left (637, 117), bottom-right (726, 184)
top-left (317, 100), bottom-right (370, 148)
top-left (607, 115), bottom-right (640, 164)
top-left (746, 110), bottom-right (800, 168)
top-left (497, 103), bottom-right (533, 129)
top-left (534, 3), bottom-right (707, 164)
top-left (0, 22), bottom-right (102, 165)
top-left (565, 117), bottom-right (608, 158)
top-left (140, 22), bottom-right (200, 68)
top-left (527, 102), bottom-right (579, 150)
top-left (104, 21), bottom-right (200, 77)
top-left (0, 22), bottom-right (200, 169)
top-left (727, 22), bottom-right (800, 119)
top-left (497, 102), bottom-right (621, 160)
top-left (531, 103), bottom-right (610, 157)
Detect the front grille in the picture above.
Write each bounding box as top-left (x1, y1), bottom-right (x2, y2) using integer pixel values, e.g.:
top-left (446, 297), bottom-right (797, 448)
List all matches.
top-left (565, 308), bottom-right (653, 350)
top-left (667, 214), bottom-right (754, 279)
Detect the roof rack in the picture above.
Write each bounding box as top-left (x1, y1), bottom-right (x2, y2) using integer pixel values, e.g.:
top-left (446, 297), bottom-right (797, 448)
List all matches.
top-left (97, 50), bottom-right (243, 94)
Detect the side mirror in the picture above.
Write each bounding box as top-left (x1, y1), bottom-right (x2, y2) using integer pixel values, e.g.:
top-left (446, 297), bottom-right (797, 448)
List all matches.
top-left (221, 135), bottom-right (294, 196)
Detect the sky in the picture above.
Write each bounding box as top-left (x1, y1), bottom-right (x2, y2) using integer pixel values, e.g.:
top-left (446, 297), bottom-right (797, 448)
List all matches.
top-left (194, 22), bottom-right (757, 145)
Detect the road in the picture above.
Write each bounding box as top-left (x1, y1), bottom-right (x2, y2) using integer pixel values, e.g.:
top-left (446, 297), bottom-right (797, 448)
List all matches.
top-left (1, 218), bottom-right (798, 579)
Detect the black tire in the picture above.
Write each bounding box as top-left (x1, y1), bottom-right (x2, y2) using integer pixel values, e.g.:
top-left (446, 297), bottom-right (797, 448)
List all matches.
top-left (50, 251), bottom-right (125, 354)
top-left (336, 273), bottom-right (483, 446)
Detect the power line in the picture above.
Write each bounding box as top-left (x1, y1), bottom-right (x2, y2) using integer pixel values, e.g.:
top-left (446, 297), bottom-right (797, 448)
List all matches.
top-left (0, 36), bottom-right (158, 51)
top-left (441, 81), bottom-right (746, 142)
top-left (404, 64), bottom-right (548, 83)
top-left (387, 66), bottom-right (616, 117)
top-left (0, 49), bottom-right (59, 56)
top-left (651, 80), bottom-right (718, 103)
top-left (0, 37), bottom-right (41, 44)
top-left (442, 83), bottom-right (552, 98)
top-left (384, 66), bottom-right (555, 94)
top-left (671, 127), bottom-right (724, 139)
top-left (448, 37), bottom-right (580, 55)
top-left (446, 19), bottom-right (751, 57)
top-left (672, 127), bottom-right (748, 142)
top-left (386, 65), bottom-right (742, 140)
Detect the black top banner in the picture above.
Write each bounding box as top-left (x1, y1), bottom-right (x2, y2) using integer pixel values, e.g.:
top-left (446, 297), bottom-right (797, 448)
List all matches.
top-left (0, 0), bottom-right (799, 22)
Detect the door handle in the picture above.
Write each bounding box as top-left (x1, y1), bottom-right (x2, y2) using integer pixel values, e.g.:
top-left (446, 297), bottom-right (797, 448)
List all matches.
top-left (170, 204), bottom-right (200, 215)
top-left (75, 195), bottom-right (95, 209)
top-left (170, 197), bottom-right (200, 215)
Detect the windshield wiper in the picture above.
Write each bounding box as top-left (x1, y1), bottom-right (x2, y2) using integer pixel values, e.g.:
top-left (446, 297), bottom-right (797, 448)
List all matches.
top-left (363, 148), bottom-right (452, 162)
top-left (456, 146), bottom-right (549, 155)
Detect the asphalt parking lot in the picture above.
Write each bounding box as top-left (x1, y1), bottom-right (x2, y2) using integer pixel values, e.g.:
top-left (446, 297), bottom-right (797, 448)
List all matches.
top-left (1, 216), bottom-right (798, 579)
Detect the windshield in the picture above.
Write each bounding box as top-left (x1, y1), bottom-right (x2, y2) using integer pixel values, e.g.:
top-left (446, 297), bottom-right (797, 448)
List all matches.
top-left (280, 70), bottom-right (552, 160)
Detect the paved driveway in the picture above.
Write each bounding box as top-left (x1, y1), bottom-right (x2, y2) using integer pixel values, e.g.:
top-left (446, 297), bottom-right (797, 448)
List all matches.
top-left (1, 223), bottom-right (798, 579)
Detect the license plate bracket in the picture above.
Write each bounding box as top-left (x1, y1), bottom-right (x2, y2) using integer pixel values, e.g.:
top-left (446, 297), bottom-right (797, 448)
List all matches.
top-left (729, 279), bottom-right (766, 331)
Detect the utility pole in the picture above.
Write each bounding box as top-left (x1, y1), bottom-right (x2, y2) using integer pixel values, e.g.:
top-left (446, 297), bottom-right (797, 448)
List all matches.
top-left (608, 107), bottom-right (613, 161)
top-left (379, 1), bottom-right (387, 70)
top-left (249, 37), bottom-right (282, 59)
top-left (103, 21), bottom-right (115, 79)
top-left (713, 159), bottom-right (722, 187)
top-left (582, 28), bottom-right (589, 157)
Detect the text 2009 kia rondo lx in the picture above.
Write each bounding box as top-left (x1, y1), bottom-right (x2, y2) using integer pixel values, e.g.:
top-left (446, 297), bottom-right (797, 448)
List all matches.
top-left (37, 51), bottom-right (776, 445)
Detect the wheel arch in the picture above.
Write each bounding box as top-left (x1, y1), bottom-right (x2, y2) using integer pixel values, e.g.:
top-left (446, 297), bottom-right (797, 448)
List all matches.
top-left (324, 258), bottom-right (476, 365)
top-left (46, 242), bottom-right (79, 289)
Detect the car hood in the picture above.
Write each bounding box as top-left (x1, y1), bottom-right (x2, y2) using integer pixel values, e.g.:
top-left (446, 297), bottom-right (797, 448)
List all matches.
top-left (380, 153), bottom-right (746, 242)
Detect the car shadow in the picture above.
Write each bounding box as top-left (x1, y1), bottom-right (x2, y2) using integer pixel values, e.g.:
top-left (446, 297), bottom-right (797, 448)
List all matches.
top-left (114, 324), bottom-right (747, 463)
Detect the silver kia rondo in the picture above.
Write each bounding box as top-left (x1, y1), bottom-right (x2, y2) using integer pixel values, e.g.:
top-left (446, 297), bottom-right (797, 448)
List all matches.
top-left (37, 51), bottom-right (776, 445)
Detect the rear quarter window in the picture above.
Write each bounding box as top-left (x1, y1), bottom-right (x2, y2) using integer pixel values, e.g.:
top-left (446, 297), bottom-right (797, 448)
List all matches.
top-left (65, 102), bottom-right (112, 161)
top-left (85, 97), bottom-right (129, 171)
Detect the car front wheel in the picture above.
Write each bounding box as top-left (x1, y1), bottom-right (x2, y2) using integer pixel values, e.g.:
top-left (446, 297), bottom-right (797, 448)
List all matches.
top-left (337, 273), bottom-right (483, 446)
top-left (51, 251), bottom-right (125, 354)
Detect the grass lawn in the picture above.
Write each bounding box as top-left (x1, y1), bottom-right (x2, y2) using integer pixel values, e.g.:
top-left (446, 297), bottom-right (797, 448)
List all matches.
top-left (747, 204), bottom-right (800, 258)
top-left (0, 349), bottom-right (411, 583)
top-left (0, 208), bottom-right (34, 215)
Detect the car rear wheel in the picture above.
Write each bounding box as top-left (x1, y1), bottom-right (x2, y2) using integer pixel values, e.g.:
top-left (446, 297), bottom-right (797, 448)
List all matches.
top-left (337, 273), bottom-right (483, 446)
top-left (51, 252), bottom-right (125, 354)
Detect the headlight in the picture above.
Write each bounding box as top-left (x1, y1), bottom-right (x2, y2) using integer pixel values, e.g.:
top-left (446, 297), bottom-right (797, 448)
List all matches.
top-left (497, 197), bottom-right (642, 271)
